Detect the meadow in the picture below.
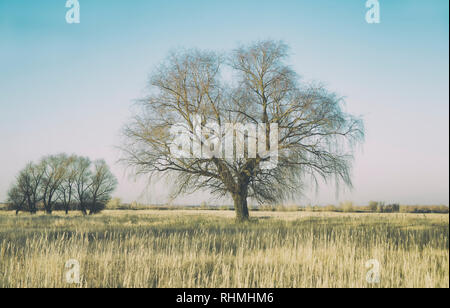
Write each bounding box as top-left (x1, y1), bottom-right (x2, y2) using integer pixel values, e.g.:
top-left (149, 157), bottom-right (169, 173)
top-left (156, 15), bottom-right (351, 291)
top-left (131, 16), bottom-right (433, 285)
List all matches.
top-left (0, 210), bottom-right (448, 288)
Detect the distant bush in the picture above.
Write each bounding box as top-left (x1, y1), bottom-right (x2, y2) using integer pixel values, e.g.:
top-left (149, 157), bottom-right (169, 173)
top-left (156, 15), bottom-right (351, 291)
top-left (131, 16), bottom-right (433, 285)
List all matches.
top-left (305, 205), bottom-right (315, 212)
top-left (53, 202), bottom-right (79, 211)
top-left (400, 205), bottom-right (449, 214)
top-left (258, 204), bottom-right (276, 211)
top-left (383, 203), bottom-right (400, 213)
top-left (377, 203), bottom-right (386, 213)
top-left (219, 205), bottom-right (232, 211)
top-left (324, 205), bottom-right (338, 212)
top-left (88, 202), bottom-right (107, 215)
top-left (107, 198), bottom-right (122, 209)
top-left (0, 203), bottom-right (9, 211)
top-left (274, 205), bottom-right (299, 212)
top-left (339, 201), bottom-right (355, 213)
top-left (368, 201), bottom-right (379, 213)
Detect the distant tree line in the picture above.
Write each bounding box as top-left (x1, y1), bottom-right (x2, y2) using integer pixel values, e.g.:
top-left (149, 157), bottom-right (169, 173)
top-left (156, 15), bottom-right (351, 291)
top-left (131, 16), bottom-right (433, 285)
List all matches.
top-left (7, 154), bottom-right (117, 215)
top-left (368, 201), bottom-right (400, 213)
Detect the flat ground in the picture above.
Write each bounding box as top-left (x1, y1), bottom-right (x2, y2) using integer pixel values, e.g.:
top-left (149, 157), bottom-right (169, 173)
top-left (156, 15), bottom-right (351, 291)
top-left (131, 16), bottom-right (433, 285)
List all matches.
top-left (0, 210), bottom-right (448, 288)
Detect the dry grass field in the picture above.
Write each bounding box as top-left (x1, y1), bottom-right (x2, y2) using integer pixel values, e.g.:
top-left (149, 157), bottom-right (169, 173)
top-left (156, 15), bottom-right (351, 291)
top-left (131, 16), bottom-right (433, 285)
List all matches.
top-left (0, 210), bottom-right (448, 288)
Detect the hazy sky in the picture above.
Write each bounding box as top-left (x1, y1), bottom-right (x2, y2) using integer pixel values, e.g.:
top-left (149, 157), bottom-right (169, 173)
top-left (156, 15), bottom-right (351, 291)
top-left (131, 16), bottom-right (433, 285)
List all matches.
top-left (0, 0), bottom-right (448, 206)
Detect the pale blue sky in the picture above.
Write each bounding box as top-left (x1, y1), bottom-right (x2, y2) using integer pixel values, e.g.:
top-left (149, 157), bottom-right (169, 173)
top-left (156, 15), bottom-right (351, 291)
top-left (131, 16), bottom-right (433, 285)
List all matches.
top-left (0, 0), bottom-right (448, 205)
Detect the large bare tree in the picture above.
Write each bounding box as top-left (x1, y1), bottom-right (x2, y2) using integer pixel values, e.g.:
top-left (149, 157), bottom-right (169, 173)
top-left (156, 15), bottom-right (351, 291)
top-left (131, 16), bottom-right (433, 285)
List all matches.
top-left (122, 40), bottom-right (364, 221)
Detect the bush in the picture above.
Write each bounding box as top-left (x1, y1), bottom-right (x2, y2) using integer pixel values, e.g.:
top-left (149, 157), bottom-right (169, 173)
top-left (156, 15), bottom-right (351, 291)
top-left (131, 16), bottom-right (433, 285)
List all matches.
top-left (305, 205), bottom-right (314, 212)
top-left (368, 201), bottom-right (379, 213)
top-left (87, 202), bottom-right (107, 215)
top-left (0, 203), bottom-right (11, 211)
top-left (107, 198), bottom-right (122, 209)
top-left (259, 204), bottom-right (276, 211)
top-left (274, 205), bottom-right (299, 212)
top-left (324, 205), bottom-right (338, 212)
top-left (391, 203), bottom-right (400, 213)
top-left (400, 205), bottom-right (449, 214)
top-left (339, 201), bottom-right (354, 213)
top-left (377, 202), bottom-right (386, 213)
top-left (53, 202), bottom-right (79, 211)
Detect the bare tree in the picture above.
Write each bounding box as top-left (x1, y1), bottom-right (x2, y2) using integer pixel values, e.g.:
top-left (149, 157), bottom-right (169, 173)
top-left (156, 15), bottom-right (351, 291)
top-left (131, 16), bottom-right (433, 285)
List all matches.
top-left (9, 168), bottom-right (33, 214)
top-left (7, 185), bottom-right (26, 215)
top-left (88, 159), bottom-right (117, 215)
top-left (73, 156), bottom-right (92, 215)
top-left (15, 162), bottom-right (45, 214)
top-left (40, 154), bottom-right (69, 214)
top-left (121, 40), bottom-right (364, 221)
top-left (57, 155), bottom-right (77, 214)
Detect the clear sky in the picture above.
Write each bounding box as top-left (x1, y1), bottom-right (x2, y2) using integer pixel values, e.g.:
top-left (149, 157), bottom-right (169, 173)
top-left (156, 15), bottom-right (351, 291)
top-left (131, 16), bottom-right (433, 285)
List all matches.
top-left (0, 0), bottom-right (448, 206)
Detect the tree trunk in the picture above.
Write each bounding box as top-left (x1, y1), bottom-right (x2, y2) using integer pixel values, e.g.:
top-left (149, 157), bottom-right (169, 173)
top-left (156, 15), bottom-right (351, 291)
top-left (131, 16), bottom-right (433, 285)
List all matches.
top-left (80, 202), bottom-right (87, 215)
top-left (30, 202), bottom-right (37, 214)
top-left (233, 192), bottom-right (249, 222)
top-left (44, 203), bottom-right (52, 215)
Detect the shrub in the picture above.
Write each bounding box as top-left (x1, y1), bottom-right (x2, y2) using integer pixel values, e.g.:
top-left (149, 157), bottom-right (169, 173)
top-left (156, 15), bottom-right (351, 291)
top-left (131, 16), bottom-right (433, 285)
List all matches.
top-left (324, 205), bottom-right (338, 212)
top-left (368, 201), bottom-right (379, 212)
top-left (391, 203), bottom-right (400, 213)
top-left (259, 204), bottom-right (276, 211)
top-left (305, 205), bottom-right (314, 212)
top-left (107, 198), bottom-right (122, 209)
top-left (339, 201), bottom-right (354, 213)
top-left (377, 202), bottom-right (386, 213)
top-left (87, 202), bottom-right (107, 215)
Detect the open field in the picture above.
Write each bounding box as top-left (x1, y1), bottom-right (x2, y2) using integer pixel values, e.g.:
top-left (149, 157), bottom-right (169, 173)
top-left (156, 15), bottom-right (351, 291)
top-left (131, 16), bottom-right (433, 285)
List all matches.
top-left (0, 210), bottom-right (448, 288)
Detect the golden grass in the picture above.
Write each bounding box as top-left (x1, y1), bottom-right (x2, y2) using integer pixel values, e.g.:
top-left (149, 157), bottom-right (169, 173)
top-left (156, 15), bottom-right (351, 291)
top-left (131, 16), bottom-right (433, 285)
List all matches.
top-left (0, 210), bottom-right (448, 288)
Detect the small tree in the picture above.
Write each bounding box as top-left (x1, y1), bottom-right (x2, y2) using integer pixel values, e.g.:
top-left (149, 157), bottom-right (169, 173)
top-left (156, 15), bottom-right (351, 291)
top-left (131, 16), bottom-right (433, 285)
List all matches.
top-left (340, 201), bottom-right (355, 213)
top-left (7, 185), bottom-right (26, 215)
top-left (384, 203), bottom-right (400, 213)
top-left (377, 202), bottom-right (386, 213)
top-left (391, 203), bottom-right (400, 213)
top-left (88, 160), bottom-right (117, 214)
top-left (73, 156), bottom-right (92, 215)
top-left (368, 201), bottom-right (379, 213)
top-left (14, 163), bottom-right (45, 214)
top-left (107, 197), bottom-right (122, 209)
top-left (41, 154), bottom-right (69, 214)
top-left (57, 155), bottom-right (78, 214)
